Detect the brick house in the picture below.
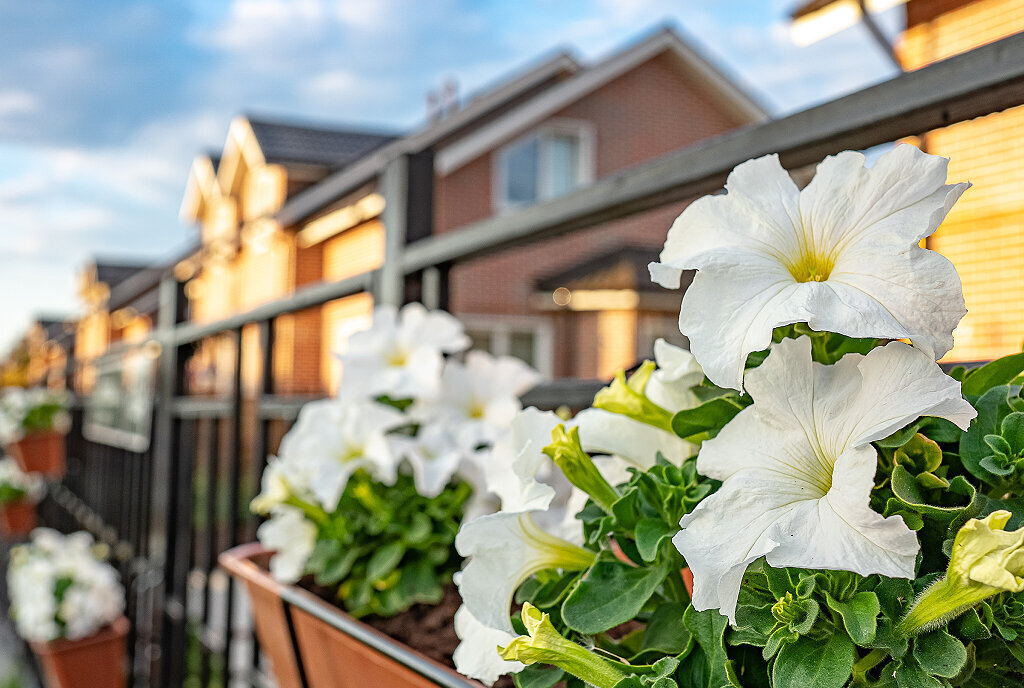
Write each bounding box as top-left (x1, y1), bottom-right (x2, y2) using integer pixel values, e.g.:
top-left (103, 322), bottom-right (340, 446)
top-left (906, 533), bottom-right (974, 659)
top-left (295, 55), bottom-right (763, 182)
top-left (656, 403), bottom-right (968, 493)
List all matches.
top-left (181, 25), bottom-right (764, 395)
top-left (793, 0), bottom-right (1024, 362)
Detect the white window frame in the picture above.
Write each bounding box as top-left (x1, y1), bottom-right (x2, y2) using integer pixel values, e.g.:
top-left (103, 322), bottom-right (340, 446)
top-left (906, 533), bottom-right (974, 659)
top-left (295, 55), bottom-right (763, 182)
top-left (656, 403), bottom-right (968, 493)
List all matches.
top-left (492, 119), bottom-right (596, 214)
top-left (460, 314), bottom-right (554, 379)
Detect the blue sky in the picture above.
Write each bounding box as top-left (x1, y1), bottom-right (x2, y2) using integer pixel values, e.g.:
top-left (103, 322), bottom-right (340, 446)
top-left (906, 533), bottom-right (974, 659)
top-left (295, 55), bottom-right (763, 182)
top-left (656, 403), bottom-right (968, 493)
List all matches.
top-left (0, 0), bottom-right (902, 353)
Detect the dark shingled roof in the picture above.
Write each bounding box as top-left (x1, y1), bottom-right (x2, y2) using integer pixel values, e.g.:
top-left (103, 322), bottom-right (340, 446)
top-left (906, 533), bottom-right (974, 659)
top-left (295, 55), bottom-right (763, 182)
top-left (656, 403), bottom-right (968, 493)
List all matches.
top-left (95, 261), bottom-right (151, 289)
top-left (247, 117), bottom-right (398, 170)
top-left (37, 319), bottom-right (68, 341)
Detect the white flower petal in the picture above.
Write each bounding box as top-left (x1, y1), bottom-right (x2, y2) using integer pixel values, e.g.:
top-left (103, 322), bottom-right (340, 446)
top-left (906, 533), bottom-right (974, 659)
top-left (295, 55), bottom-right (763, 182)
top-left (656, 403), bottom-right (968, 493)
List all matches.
top-left (453, 605), bottom-right (524, 685)
top-left (257, 507), bottom-right (317, 583)
top-left (678, 250), bottom-right (801, 390)
top-left (576, 408), bottom-right (694, 468)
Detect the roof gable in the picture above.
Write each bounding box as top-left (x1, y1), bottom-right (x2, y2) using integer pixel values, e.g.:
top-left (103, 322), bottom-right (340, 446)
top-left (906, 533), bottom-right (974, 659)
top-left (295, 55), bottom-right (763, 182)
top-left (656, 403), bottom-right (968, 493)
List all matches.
top-left (435, 26), bottom-right (769, 175)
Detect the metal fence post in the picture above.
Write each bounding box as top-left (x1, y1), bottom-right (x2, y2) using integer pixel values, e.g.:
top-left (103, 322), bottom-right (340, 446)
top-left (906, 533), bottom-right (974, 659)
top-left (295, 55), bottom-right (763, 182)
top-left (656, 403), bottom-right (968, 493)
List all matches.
top-left (377, 155), bottom-right (409, 307)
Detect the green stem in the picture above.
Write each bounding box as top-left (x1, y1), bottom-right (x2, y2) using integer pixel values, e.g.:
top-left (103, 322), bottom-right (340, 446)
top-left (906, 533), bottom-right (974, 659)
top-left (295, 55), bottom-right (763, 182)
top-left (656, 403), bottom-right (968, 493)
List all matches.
top-left (284, 495), bottom-right (330, 526)
top-left (852, 648), bottom-right (888, 685)
top-left (663, 564), bottom-right (690, 604)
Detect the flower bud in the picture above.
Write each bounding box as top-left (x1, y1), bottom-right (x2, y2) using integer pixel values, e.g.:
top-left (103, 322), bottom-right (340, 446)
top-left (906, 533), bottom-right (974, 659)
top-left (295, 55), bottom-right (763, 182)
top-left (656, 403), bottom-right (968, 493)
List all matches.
top-left (898, 510), bottom-right (1024, 635)
top-left (498, 603), bottom-right (628, 688)
top-left (593, 361), bottom-right (673, 432)
top-left (542, 424), bottom-right (620, 514)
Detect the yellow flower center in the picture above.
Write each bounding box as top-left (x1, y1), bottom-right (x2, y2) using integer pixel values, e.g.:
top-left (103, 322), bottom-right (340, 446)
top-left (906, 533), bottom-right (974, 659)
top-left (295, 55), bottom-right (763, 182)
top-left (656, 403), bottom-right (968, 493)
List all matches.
top-left (468, 401), bottom-right (485, 419)
top-left (387, 349), bottom-right (408, 366)
top-left (786, 249), bottom-right (835, 283)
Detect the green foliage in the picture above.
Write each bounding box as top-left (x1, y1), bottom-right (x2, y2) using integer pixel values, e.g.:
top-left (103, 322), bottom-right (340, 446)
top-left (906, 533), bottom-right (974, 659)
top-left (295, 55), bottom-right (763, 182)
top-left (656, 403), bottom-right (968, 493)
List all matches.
top-left (0, 483), bottom-right (28, 504)
top-left (303, 470), bottom-right (470, 618)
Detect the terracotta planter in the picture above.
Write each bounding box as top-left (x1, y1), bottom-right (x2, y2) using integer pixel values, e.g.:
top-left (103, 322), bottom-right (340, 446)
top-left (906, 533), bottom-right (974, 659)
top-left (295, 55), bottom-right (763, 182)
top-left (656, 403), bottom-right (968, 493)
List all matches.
top-left (29, 616), bottom-right (129, 688)
top-left (220, 543), bottom-right (482, 688)
top-left (0, 498), bottom-right (36, 537)
top-left (9, 430), bottom-right (65, 478)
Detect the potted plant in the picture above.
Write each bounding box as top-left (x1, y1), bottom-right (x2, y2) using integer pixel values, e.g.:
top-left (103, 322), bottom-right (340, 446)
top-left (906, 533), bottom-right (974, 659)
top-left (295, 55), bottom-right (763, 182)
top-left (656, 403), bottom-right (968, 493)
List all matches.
top-left (0, 387), bottom-right (70, 478)
top-left (452, 146), bottom-right (1024, 688)
top-left (222, 302), bottom-right (546, 687)
top-left (0, 456), bottom-right (45, 538)
top-left (7, 528), bottom-right (128, 688)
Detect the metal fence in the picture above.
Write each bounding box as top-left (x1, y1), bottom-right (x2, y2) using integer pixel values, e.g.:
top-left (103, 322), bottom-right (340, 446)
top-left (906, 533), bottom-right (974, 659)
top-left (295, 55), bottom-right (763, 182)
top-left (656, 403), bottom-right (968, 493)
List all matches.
top-left (34, 31), bottom-right (1024, 688)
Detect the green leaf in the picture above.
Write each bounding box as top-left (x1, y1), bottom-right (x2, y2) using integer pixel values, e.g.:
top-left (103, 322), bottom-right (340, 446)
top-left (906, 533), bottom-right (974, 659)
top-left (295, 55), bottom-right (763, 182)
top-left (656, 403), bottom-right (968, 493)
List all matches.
top-left (1001, 412), bottom-right (1024, 454)
top-left (640, 601), bottom-right (692, 654)
top-left (961, 353), bottom-right (1024, 396)
top-left (955, 607), bottom-right (992, 641)
top-left (890, 464), bottom-right (975, 520)
top-left (894, 657), bottom-right (943, 688)
top-left (771, 634), bottom-right (855, 688)
top-left (365, 541), bottom-right (405, 582)
top-left (684, 606), bottom-right (734, 688)
top-left (315, 547), bottom-right (359, 586)
top-left (635, 518), bottom-right (677, 563)
top-left (961, 386), bottom-right (1013, 485)
top-left (913, 629), bottom-right (968, 678)
top-left (562, 559), bottom-right (669, 634)
top-left (514, 665), bottom-right (565, 688)
top-left (826, 591), bottom-right (880, 645)
top-left (671, 397), bottom-right (746, 440)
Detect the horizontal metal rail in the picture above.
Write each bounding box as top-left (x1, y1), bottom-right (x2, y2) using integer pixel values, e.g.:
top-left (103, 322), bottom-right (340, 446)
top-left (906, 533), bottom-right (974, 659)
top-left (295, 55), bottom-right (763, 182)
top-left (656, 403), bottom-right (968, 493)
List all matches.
top-left (401, 32), bottom-right (1024, 270)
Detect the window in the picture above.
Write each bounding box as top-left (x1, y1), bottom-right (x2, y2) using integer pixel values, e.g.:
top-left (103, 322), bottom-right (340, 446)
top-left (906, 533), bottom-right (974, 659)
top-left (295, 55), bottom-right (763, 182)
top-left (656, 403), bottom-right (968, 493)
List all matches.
top-left (461, 315), bottom-right (554, 378)
top-left (495, 121), bottom-right (594, 212)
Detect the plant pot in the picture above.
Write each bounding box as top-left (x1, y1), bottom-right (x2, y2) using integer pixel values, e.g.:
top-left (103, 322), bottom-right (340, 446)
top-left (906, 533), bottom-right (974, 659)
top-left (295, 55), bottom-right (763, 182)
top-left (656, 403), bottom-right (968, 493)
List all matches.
top-left (29, 616), bottom-right (129, 688)
top-left (0, 498), bottom-right (35, 538)
top-left (8, 430), bottom-right (65, 478)
top-left (220, 543), bottom-right (483, 688)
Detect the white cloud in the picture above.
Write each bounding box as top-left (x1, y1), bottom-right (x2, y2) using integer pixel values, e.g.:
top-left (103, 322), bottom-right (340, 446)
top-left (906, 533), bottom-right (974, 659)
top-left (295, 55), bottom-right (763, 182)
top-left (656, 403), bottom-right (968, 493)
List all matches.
top-left (0, 90), bottom-right (38, 118)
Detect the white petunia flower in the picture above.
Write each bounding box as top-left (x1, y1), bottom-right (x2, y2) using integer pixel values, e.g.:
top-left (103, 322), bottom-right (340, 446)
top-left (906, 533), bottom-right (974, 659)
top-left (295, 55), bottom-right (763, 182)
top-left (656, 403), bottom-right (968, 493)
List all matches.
top-left (455, 510), bottom-right (595, 633)
top-left (673, 336), bottom-right (977, 622)
top-left (413, 350), bottom-right (542, 458)
top-left (7, 529), bottom-right (124, 643)
top-left (336, 303), bottom-right (470, 401)
top-left (452, 603), bottom-right (524, 685)
top-left (257, 507), bottom-right (318, 583)
top-left (276, 399), bottom-right (405, 511)
top-left (389, 424), bottom-right (463, 498)
top-left (0, 456), bottom-right (44, 503)
top-left (650, 145), bottom-right (969, 390)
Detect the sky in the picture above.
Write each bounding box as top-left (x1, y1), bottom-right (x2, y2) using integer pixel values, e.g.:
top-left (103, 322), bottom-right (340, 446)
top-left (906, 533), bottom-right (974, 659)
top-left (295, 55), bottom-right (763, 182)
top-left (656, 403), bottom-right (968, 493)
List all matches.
top-left (0, 0), bottom-right (903, 353)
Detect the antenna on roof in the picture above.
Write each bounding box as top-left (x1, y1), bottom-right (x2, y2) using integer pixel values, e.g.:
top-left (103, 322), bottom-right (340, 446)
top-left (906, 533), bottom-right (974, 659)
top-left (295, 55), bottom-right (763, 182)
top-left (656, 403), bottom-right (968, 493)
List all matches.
top-left (425, 89), bottom-right (442, 123)
top-left (440, 78), bottom-right (459, 117)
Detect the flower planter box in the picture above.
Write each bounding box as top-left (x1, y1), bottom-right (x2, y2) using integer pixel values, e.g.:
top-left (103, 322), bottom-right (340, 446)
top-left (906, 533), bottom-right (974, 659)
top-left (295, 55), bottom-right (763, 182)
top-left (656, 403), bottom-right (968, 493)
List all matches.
top-left (0, 498), bottom-right (35, 538)
top-left (8, 430), bottom-right (65, 478)
top-left (29, 615), bottom-right (128, 688)
top-left (220, 543), bottom-right (483, 688)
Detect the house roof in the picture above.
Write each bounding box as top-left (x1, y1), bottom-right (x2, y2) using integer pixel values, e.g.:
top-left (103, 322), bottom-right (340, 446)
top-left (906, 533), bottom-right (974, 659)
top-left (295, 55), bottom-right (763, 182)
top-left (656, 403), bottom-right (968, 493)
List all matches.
top-left (94, 261), bottom-right (151, 289)
top-left (436, 25), bottom-right (769, 175)
top-left (246, 117), bottom-right (397, 170)
top-left (276, 24), bottom-right (767, 225)
top-left (275, 50), bottom-right (583, 226)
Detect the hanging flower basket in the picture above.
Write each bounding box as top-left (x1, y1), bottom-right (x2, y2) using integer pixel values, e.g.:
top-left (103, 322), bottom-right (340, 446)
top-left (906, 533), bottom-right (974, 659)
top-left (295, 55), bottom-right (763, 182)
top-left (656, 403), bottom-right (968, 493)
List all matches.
top-left (220, 543), bottom-right (483, 688)
top-left (8, 430), bottom-right (65, 478)
top-left (0, 498), bottom-right (36, 538)
top-left (29, 615), bottom-right (129, 688)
